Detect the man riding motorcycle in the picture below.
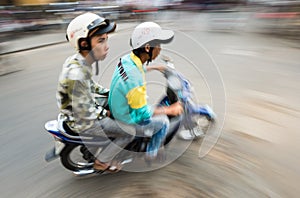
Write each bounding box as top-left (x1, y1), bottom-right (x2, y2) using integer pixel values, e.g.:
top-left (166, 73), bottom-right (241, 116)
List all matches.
top-left (108, 22), bottom-right (183, 161)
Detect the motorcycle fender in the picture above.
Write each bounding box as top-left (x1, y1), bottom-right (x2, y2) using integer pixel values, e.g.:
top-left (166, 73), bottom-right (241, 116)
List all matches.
top-left (45, 141), bottom-right (65, 162)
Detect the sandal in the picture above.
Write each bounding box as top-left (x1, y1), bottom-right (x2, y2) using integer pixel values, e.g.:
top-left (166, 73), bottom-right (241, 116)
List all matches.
top-left (107, 161), bottom-right (122, 173)
top-left (93, 160), bottom-right (122, 173)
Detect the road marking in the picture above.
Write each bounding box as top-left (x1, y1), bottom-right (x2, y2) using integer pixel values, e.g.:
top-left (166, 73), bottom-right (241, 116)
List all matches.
top-left (221, 48), bottom-right (258, 57)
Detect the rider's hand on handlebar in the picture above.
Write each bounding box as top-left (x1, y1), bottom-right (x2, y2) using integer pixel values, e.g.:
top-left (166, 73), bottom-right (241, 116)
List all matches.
top-left (166, 102), bottom-right (183, 116)
top-left (154, 102), bottom-right (183, 116)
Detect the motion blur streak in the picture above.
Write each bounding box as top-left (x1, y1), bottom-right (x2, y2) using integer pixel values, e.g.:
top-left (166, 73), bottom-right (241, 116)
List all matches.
top-left (0, 1), bottom-right (300, 197)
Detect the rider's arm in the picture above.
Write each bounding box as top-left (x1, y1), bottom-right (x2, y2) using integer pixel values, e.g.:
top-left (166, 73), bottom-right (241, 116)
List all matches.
top-left (66, 67), bottom-right (108, 120)
top-left (125, 71), bottom-right (153, 123)
top-left (73, 79), bottom-right (108, 119)
top-left (153, 102), bottom-right (183, 116)
top-left (91, 80), bottom-right (109, 96)
top-left (126, 85), bottom-right (153, 123)
top-left (146, 65), bottom-right (166, 72)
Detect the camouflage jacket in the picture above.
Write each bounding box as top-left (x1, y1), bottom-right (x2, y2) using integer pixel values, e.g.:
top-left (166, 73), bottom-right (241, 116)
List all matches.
top-left (56, 53), bottom-right (109, 133)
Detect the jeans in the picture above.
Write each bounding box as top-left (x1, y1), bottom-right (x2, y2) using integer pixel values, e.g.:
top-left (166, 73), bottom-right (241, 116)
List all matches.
top-left (136, 115), bottom-right (170, 157)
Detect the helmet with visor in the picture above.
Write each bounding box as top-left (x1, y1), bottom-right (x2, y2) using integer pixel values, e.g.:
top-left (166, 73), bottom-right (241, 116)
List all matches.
top-left (66, 12), bottom-right (116, 51)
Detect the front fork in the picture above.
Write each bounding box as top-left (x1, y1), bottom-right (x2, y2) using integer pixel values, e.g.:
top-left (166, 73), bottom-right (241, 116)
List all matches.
top-left (181, 100), bottom-right (216, 138)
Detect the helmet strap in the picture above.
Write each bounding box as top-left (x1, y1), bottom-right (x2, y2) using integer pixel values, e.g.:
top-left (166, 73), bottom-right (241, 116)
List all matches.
top-left (95, 61), bottom-right (99, 75)
top-left (80, 38), bottom-right (99, 75)
top-left (146, 47), bottom-right (154, 65)
top-left (89, 48), bottom-right (99, 75)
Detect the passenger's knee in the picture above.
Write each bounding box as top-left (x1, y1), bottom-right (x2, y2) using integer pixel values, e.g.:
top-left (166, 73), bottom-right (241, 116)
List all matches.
top-left (128, 133), bottom-right (135, 142)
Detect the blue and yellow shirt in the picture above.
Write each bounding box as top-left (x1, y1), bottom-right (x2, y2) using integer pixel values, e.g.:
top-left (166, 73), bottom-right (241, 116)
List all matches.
top-left (108, 52), bottom-right (153, 124)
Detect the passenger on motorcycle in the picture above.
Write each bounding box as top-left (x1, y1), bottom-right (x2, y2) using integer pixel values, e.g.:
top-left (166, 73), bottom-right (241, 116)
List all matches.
top-left (108, 22), bottom-right (183, 161)
top-left (56, 12), bottom-right (134, 172)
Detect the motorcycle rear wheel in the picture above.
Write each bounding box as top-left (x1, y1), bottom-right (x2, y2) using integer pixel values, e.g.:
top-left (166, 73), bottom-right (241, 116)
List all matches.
top-left (60, 144), bottom-right (94, 172)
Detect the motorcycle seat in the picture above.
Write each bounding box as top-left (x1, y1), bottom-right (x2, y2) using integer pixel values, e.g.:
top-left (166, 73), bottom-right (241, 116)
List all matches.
top-left (57, 120), bottom-right (107, 141)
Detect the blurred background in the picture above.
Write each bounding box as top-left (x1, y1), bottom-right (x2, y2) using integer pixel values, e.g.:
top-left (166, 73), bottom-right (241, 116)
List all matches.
top-left (1, 0), bottom-right (300, 56)
top-left (0, 0), bottom-right (300, 198)
top-left (1, 0), bottom-right (300, 40)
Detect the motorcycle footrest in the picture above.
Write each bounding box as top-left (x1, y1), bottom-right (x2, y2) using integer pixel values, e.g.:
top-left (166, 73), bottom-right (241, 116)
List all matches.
top-left (45, 147), bottom-right (59, 162)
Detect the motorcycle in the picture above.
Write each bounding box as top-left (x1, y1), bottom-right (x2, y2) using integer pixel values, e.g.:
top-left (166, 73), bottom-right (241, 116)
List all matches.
top-left (44, 56), bottom-right (216, 175)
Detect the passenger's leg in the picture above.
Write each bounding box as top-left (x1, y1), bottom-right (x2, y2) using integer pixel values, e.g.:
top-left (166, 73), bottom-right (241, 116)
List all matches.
top-left (82, 118), bottom-right (135, 171)
top-left (96, 117), bottom-right (135, 163)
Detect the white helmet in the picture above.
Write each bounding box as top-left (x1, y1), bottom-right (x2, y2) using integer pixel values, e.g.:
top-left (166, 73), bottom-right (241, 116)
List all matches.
top-left (130, 22), bottom-right (174, 50)
top-left (66, 12), bottom-right (116, 51)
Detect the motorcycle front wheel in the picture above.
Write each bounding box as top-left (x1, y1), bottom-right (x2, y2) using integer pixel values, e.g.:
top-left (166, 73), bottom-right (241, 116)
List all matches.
top-left (178, 114), bottom-right (214, 141)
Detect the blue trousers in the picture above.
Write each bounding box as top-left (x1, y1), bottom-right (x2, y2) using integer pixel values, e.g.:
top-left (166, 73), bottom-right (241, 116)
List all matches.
top-left (137, 115), bottom-right (170, 157)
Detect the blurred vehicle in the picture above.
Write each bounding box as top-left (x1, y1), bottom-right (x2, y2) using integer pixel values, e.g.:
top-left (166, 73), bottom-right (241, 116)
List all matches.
top-left (0, 2), bottom-right (132, 36)
top-left (252, 1), bottom-right (300, 38)
top-left (0, 5), bottom-right (65, 35)
top-left (207, 9), bottom-right (248, 31)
